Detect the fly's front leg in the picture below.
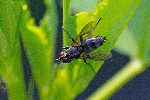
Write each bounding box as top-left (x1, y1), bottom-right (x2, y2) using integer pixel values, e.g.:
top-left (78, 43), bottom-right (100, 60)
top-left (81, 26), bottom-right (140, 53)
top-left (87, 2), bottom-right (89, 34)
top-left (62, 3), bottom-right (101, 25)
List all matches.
top-left (62, 46), bottom-right (70, 50)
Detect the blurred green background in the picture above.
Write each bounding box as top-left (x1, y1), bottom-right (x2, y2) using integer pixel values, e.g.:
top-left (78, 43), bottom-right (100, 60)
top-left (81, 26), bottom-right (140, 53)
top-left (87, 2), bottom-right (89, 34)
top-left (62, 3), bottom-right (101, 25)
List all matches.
top-left (0, 0), bottom-right (150, 100)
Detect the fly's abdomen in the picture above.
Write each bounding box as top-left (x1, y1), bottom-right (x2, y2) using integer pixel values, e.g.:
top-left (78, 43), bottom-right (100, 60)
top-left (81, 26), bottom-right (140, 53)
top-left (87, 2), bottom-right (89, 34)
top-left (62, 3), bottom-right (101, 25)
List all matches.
top-left (81, 36), bottom-right (106, 53)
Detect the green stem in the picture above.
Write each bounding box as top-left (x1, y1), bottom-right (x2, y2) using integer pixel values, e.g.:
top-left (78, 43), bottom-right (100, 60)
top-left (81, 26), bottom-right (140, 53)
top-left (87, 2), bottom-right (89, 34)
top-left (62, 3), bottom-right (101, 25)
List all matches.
top-left (63, 0), bottom-right (72, 45)
top-left (88, 58), bottom-right (146, 100)
top-left (27, 78), bottom-right (34, 99)
top-left (63, 0), bottom-right (71, 27)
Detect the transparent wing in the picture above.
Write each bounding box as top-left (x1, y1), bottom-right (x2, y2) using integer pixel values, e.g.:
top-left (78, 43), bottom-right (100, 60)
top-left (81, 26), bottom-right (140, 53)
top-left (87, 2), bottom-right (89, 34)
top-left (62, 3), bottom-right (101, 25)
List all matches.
top-left (89, 52), bottom-right (112, 61)
top-left (80, 51), bottom-right (112, 61)
top-left (74, 21), bottom-right (94, 44)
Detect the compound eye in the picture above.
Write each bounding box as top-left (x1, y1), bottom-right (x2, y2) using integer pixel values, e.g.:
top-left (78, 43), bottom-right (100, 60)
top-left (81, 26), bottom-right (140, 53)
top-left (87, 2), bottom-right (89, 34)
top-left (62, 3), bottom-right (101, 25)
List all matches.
top-left (59, 52), bottom-right (64, 56)
top-left (62, 58), bottom-right (70, 63)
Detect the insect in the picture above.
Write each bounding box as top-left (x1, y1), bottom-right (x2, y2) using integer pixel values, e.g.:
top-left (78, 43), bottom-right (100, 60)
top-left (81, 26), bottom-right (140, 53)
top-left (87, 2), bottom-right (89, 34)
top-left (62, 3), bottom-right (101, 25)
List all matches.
top-left (56, 18), bottom-right (112, 73)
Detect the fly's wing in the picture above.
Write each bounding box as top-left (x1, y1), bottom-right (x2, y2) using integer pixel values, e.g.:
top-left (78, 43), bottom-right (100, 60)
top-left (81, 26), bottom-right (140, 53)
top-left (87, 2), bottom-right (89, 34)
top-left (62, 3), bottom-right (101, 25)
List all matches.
top-left (74, 21), bottom-right (94, 44)
top-left (80, 51), bottom-right (112, 61)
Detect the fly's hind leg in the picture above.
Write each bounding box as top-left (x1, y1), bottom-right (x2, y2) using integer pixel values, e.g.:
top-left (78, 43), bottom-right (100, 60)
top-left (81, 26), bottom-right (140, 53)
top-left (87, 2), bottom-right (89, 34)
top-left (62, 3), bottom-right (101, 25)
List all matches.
top-left (80, 35), bottom-right (83, 43)
top-left (83, 59), bottom-right (96, 74)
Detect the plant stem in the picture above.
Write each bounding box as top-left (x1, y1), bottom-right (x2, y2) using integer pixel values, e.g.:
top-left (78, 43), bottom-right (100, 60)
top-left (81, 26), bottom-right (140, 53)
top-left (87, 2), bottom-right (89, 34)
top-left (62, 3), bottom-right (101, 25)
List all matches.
top-left (88, 58), bottom-right (146, 100)
top-left (63, 0), bottom-right (72, 45)
top-left (63, 0), bottom-right (71, 27)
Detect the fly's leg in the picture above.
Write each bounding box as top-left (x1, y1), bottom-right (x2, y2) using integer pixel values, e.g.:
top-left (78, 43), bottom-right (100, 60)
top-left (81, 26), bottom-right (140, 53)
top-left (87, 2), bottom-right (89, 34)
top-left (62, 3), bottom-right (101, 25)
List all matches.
top-left (83, 59), bottom-right (96, 74)
top-left (62, 46), bottom-right (70, 50)
top-left (62, 28), bottom-right (76, 42)
top-left (80, 35), bottom-right (83, 42)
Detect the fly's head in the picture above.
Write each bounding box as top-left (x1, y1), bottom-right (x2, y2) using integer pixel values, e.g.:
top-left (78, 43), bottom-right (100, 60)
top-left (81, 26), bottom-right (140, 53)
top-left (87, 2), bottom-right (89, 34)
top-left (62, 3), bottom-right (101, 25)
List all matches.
top-left (56, 51), bottom-right (71, 63)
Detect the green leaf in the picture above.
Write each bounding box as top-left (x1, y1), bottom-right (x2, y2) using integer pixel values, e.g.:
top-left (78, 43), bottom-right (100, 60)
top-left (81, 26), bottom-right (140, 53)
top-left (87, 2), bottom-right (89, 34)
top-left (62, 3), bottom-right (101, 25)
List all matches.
top-left (0, 0), bottom-right (26, 99)
top-left (115, 0), bottom-right (150, 66)
top-left (71, 0), bottom-right (97, 13)
top-left (128, 0), bottom-right (150, 65)
top-left (114, 26), bottom-right (138, 57)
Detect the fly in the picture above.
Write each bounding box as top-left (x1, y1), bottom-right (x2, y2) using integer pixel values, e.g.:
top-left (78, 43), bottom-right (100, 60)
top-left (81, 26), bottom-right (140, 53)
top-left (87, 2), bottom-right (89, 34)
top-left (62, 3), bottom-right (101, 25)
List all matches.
top-left (56, 18), bottom-right (112, 73)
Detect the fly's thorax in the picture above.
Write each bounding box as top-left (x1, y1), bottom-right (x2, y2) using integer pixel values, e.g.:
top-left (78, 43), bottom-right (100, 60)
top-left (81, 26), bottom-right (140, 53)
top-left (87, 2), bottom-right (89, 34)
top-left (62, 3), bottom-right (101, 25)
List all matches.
top-left (65, 46), bottom-right (83, 59)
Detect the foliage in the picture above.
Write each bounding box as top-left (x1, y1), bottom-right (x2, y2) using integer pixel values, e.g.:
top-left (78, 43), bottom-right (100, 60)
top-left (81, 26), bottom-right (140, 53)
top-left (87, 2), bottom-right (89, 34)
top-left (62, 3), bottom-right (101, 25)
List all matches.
top-left (0, 0), bottom-right (26, 99)
top-left (1, 0), bottom-right (149, 100)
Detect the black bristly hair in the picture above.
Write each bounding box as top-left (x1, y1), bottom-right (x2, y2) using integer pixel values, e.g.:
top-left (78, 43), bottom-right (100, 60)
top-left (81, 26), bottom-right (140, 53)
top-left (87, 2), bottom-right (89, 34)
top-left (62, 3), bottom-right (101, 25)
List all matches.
top-left (92, 18), bottom-right (102, 31)
top-left (83, 59), bottom-right (96, 74)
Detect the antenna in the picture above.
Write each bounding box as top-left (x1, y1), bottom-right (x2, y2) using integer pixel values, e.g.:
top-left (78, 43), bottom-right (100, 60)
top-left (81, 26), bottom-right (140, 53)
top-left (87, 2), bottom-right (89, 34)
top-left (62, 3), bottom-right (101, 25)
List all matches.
top-left (62, 28), bottom-right (75, 42)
